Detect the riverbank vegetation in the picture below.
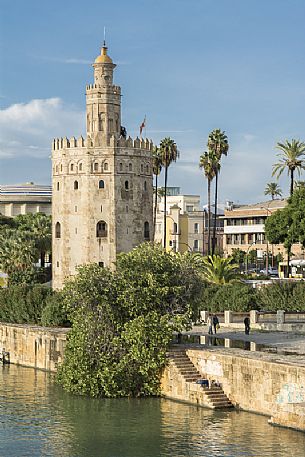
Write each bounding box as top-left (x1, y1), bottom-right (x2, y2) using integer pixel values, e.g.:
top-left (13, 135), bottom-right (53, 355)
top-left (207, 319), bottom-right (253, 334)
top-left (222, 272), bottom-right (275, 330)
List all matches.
top-left (56, 243), bottom-right (203, 397)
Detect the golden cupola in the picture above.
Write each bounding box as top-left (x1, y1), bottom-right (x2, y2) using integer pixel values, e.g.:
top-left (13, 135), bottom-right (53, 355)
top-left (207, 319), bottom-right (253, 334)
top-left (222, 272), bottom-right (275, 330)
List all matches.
top-left (95, 46), bottom-right (113, 64)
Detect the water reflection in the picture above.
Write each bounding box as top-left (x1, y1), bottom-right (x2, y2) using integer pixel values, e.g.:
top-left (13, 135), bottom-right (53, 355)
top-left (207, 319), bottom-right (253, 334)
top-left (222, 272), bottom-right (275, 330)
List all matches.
top-left (1, 365), bottom-right (305, 457)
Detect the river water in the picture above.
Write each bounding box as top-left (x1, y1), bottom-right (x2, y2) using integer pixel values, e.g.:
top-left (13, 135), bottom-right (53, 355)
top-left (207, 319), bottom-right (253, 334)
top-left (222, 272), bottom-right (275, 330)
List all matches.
top-left (1, 364), bottom-right (304, 457)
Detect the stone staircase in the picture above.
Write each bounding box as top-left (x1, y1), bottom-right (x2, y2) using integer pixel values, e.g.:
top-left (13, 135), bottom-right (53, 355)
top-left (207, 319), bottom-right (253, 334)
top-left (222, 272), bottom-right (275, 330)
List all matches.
top-left (168, 348), bottom-right (233, 409)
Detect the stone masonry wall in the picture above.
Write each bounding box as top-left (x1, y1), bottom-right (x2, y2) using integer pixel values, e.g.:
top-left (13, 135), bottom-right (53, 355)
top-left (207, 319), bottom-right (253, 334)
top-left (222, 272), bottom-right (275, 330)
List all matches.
top-left (161, 347), bottom-right (305, 431)
top-left (0, 323), bottom-right (69, 372)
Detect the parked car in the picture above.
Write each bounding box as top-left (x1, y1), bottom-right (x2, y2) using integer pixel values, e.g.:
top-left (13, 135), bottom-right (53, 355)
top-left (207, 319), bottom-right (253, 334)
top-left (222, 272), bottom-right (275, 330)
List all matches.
top-left (259, 267), bottom-right (278, 277)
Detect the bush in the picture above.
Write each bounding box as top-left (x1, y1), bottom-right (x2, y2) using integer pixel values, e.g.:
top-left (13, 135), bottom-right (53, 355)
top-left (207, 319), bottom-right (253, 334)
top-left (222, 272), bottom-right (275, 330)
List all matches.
top-left (0, 285), bottom-right (70, 326)
top-left (41, 291), bottom-right (70, 327)
top-left (257, 281), bottom-right (305, 311)
top-left (0, 285), bottom-right (52, 324)
top-left (57, 243), bottom-right (203, 398)
top-left (201, 282), bottom-right (257, 312)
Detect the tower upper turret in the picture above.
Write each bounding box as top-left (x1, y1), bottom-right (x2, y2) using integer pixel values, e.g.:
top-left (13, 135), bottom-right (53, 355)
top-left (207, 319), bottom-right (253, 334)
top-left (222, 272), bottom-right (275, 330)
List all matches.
top-left (86, 45), bottom-right (121, 142)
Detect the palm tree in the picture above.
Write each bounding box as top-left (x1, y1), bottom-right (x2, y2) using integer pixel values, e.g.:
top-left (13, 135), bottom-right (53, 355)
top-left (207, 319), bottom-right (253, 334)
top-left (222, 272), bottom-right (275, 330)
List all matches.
top-left (207, 129), bottom-right (229, 255)
top-left (272, 139), bottom-right (305, 196)
top-left (159, 138), bottom-right (179, 248)
top-left (199, 151), bottom-right (218, 255)
top-left (152, 146), bottom-right (162, 241)
top-left (264, 182), bottom-right (282, 200)
top-left (197, 255), bottom-right (239, 285)
top-left (15, 213), bottom-right (51, 267)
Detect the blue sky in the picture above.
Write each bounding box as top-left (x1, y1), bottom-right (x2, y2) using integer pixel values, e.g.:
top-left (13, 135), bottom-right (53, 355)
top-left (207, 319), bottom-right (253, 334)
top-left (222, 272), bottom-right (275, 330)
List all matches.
top-left (0, 0), bottom-right (305, 204)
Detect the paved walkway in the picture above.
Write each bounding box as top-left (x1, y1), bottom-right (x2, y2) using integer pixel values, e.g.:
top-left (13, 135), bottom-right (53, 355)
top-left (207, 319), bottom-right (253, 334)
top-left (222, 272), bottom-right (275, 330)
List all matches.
top-left (188, 324), bottom-right (305, 356)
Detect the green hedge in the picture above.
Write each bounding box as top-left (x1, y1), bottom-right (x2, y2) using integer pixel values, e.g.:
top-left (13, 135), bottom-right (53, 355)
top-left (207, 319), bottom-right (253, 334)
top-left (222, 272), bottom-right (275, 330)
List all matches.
top-left (201, 281), bottom-right (305, 312)
top-left (0, 285), bottom-right (69, 326)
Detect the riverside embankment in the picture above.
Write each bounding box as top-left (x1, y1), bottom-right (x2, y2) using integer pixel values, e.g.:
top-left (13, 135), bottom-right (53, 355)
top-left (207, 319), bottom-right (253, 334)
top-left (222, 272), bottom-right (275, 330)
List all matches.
top-left (1, 322), bottom-right (304, 432)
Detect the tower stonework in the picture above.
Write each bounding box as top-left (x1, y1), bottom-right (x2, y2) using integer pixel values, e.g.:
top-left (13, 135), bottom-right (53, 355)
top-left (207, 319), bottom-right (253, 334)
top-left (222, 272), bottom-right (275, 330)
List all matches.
top-left (52, 45), bottom-right (153, 289)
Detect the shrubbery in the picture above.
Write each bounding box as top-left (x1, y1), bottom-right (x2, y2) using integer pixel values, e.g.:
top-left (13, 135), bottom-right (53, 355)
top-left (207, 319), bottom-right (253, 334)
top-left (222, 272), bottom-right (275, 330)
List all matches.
top-left (0, 285), bottom-right (68, 326)
top-left (57, 243), bottom-right (204, 398)
top-left (200, 280), bottom-right (305, 312)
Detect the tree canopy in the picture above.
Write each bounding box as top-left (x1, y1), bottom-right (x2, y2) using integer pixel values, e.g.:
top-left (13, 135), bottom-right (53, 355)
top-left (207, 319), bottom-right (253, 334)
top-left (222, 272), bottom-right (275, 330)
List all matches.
top-left (57, 243), bottom-right (204, 398)
top-left (265, 186), bottom-right (305, 250)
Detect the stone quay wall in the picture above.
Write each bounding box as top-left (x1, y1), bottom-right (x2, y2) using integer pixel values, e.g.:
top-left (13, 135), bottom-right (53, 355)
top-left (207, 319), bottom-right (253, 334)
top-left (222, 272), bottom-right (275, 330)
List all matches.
top-left (162, 346), bottom-right (305, 431)
top-left (0, 323), bottom-right (69, 372)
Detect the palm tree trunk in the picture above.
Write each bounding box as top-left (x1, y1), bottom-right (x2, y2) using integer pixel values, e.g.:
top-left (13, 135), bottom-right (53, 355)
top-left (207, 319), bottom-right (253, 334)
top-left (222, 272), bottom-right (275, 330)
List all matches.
top-left (207, 179), bottom-right (211, 255)
top-left (40, 251), bottom-right (45, 268)
top-left (163, 166), bottom-right (168, 249)
top-left (153, 174), bottom-right (158, 241)
top-left (212, 171), bottom-right (218, 255)
top-left (290, 169), bottom-right (294, 196)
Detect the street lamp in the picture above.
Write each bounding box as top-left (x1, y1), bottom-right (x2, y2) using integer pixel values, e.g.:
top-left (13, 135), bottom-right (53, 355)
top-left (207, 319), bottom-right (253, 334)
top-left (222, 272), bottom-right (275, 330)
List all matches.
top-left (245, 242), bottom-right (256, 274)
top-left (260, 205), bottom-right (272, 273)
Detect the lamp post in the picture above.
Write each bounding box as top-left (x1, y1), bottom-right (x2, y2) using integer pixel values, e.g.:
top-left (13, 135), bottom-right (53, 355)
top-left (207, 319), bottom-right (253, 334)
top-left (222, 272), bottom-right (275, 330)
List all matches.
top-left (260, 205), bottom-right (272, 273)
top-left (245, 242), bottom-right (256, 274)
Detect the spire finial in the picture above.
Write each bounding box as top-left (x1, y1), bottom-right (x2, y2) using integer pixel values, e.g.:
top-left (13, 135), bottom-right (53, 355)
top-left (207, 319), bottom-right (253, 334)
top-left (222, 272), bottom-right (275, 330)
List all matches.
top-left (103, 26), bottom-right (106, 47)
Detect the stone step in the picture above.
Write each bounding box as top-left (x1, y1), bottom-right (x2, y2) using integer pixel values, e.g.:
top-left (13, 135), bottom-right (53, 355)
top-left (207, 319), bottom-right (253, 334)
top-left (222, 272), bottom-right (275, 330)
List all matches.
top-left (184, 376), bottom-right (202, 382)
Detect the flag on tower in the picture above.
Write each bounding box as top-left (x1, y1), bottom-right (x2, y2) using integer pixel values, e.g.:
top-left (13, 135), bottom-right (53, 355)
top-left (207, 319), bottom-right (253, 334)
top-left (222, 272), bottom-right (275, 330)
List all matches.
top-left (139, 116), bottom-right (146, 136)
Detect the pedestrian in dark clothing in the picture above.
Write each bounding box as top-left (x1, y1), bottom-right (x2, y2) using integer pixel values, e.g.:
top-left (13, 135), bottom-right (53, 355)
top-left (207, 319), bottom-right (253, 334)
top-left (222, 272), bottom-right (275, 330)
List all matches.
top-left (244, 317), bottom-right (250, 335)
top-left (212, 315), bottom-right (219, 334)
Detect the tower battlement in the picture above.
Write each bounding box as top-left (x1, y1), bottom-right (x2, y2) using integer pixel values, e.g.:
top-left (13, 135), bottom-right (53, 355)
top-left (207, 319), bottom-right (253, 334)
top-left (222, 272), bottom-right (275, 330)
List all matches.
top-left (52, 136), bottom-right (86, 151)
top-left (52, 135), bottom-right (153, 152)
top-left (86, 84), bottom-right (121, 93)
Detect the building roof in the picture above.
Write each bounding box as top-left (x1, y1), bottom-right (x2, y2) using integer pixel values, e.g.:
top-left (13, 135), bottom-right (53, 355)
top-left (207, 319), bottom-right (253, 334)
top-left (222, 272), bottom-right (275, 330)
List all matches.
top-left (0, 183), bottom-right (52, 198)
top-left (94, 46), bottom-right (113, 64)
top-left (228, 199), bottom-right (287, 211)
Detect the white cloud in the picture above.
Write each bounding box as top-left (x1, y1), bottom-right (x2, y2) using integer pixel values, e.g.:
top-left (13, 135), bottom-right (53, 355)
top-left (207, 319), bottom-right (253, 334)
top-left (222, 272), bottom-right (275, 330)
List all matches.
top-left (0, 98), bottom-right (84, 158)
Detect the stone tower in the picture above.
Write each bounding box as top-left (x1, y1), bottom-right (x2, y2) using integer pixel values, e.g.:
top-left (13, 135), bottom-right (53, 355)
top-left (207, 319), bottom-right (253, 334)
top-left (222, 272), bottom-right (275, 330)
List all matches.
top-left (52, 44), bottom-right (153, 289)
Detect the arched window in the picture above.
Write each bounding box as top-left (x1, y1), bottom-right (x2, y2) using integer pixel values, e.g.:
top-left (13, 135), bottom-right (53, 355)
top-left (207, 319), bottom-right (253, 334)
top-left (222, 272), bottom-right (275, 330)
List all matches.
top-left (96, 220), bottom-right (107, 238)
top-left (55, 222), bottom-right (61, 239)
top-left (125, 180), bottom-right (129, 190)
top-left (57, 182), bottom-right (60, 191)
top-left (70, 164), bottom-right (74, 172)
top-left (144, 221), bottom-right (150, 240)
top-left (173, 222), bottom-right (178, 234)
top-left (94, 162), bottom-right (98, 172)
top-left (104, 162), bottom-right (109, 171)
top-left (99, 180), bottom-right (105, 189)
top-left (119, 163), bottom-right (123, 172)
top-left (74, 180), bottom-right (79, 190)
top-left (55, 165), bottom-right (59, 173)
top-left (141, 164), bottom-right (144, 173)
top-left (144, 181), bottom-right (147, 191)
top-left (145, 164), bottom-right (149, 174)
top-left (79, 163), bottom-right (83, 171)
top-left (60, 164), bottom-right (63, 172)
top-left (129, 163), bottom-right (132, 172)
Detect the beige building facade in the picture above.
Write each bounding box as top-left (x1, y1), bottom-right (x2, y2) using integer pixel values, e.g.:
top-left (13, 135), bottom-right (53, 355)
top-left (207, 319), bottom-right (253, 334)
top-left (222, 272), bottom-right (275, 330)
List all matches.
top-left (52, 44), bottom-right (153, 289)
top-left (223, 199), bottom-right (303, 261)
top-left (155, 191), bottom-right (223, 253)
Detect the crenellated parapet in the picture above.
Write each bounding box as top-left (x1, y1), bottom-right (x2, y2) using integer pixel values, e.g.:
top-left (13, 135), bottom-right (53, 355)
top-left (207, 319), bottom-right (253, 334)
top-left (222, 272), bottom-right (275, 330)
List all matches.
top-left (52, 136), bottom-right (86, 151)
top-left (86, 84), bottom-right (121, 94)
top-left (116, 136), bottom-right (153, 151)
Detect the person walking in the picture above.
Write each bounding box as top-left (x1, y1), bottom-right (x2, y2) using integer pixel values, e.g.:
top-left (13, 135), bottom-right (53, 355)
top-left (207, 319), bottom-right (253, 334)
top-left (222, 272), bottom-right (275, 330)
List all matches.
top-left (207, 315), bottom-right (213, 335)
top-left (213, 314), bottom-right (219, 334)
top-left (244, 316), bottom-right (250, 335)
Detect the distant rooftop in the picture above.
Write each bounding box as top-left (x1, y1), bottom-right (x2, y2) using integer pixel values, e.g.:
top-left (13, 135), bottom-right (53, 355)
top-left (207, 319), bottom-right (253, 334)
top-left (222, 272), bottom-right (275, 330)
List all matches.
top-left (225, 198), bottom-right (287, 211)
top-left (0, 183), bottom-right (52, 198)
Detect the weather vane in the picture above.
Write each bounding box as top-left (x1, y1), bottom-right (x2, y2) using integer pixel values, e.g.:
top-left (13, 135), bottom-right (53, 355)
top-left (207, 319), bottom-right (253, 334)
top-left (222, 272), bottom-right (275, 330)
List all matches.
top-left (103, 26), bottom-right (106, 47)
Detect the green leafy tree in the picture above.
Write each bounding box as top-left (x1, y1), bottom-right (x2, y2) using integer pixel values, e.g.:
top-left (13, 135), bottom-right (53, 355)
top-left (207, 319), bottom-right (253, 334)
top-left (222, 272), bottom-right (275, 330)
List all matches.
top-left (207, 129), bottom-right (229, 255)
top-left (57, 243), bottom-right (203, 398)
top-left (265, 186), bottom-right (305, 276)
top-left (159, 138), bottom-right (179, 248)
top-left (272, 139), bottom-right (305, 196)
top-left (152, 146), bottom-right (162, 240)
top-left (199, 151), bottom-right (218, 255)
top-left (264, 182), bottom-right (282, 200)
top-left (196, 254), bottom-right (239, 284)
